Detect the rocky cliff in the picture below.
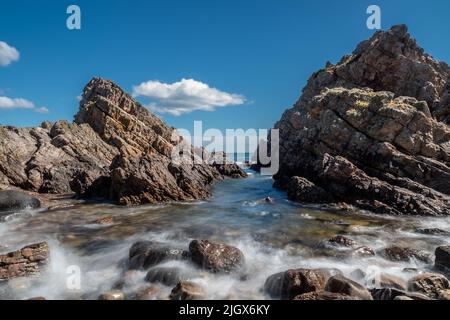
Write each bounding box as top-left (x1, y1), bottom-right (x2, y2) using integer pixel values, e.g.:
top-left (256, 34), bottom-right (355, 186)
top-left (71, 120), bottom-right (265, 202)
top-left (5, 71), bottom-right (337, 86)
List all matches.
top-left (274, 25), bottom-right (450, 216)
top-left (0, 78), bottom-right (246, 206)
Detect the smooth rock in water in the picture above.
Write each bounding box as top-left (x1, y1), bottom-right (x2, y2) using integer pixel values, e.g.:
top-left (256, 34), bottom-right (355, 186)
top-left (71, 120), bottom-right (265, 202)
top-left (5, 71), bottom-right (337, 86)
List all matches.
top-left (293, 291), bottom-right (356, 300)
top-left (350, 269), bottom-right (367, 282)
top-left (325, 274), bottom-right (373, 300)
top-left (0, 242), bottom-right (49, 280)
top-left (98, 291), bottom-right (125, 300)
top-left (128, 241), bottom-right (188, 270)
top-left (264, 268), bottom-right (331, 299)
top-left (402, 268), bottom-right (423, 274)
top-left (407, 273), bottom-right (450, 298)
top-left (287, 176), bottom-right (334, 204)
top-left (435, 246), bottom-right (450, 272)
top-left (350, 246), bottom-right (375, 258)
top-left (265, 196), bottom-right (274, 203)
top-left (145, 267), bottom-right (185, 286)
top-left (333, 246), bottom-right (375, 260)
top-left (0, 191), bottom-right (41, 212)
top-left (212, 163), bottom-right (248, 179)
top-left (416, 228), bottom-right (450, 236)
top-left (380, 247), bottom-right (432, 263)
top-left (269, 25), bottom-right (450, 216)
top-left (112, 270), bottom-right (141, 290)
top-left (189, 240), bottom-right (244, 273)
top-left (134, 286), bottom-right (160, 300)
top-left (327, 235), bottom-right (357, 248)
top-left (369, 273), bottom-right (407, 291)
top-left (94, 217), bottom-right (114, 225)
top-left (170, 281), bottom-right (206, 300)
top-left (394, 296), bottom-right (414, 301)
top-left (27, 297), bottom-right (47, 300)
top-left (438, 290), bottom-right (450, 300)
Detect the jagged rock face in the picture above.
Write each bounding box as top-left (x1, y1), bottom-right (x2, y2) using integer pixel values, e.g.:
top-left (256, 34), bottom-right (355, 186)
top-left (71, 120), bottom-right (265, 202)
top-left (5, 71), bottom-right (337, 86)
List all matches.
top-left (0, 77), bottom-right (246, 205)
top-left (275, 25), bottom-right (450, 216)
top-left (0, 121), bottom-right (118, 194)
top-left (299, 25), bottom-right (450, 123)
top-left (75, 78), bottom-right (175, 156)
top-left (75, 78), bottom-right (241, 205)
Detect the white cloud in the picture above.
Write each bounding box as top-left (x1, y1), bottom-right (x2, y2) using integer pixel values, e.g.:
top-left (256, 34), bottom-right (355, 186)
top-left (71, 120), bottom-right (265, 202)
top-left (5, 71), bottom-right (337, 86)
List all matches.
top-left (34, 107), bottom-right (50, 113)
top-left (132, 78), bottom-right (246, 116)
top-left (0, 96), bottom-right (49, 113)
top-left (0, 41), bottom-right (20, 66)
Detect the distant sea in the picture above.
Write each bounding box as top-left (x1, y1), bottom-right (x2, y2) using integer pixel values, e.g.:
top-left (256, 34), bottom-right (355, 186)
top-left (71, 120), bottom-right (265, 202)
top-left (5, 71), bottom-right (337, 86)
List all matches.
top-left (227, 152), bottom-right (256, 164)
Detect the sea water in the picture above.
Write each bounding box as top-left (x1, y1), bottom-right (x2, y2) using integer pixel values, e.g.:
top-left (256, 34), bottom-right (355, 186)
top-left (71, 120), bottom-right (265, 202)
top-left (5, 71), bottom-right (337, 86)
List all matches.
top-left (0, 170), bottom-right (449, 300)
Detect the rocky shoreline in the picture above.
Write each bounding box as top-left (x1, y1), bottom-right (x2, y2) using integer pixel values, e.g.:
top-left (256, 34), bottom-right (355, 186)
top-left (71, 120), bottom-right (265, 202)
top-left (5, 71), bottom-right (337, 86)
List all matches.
top-left (1, 25), bottom-right (450, 301)
top-left (271, 25), bottom-right (450, 216)
top-left (2, 238), bottom-right (449, 300)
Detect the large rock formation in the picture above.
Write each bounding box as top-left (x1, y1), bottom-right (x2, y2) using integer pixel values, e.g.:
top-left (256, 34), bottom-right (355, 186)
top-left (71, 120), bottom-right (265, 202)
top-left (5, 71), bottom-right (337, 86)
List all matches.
top-left (0, 78), bottom-right (246, 205)
top-left (273, 25), bottom-right (450, 216)
top-left (0, 120), bottom-right (118, 194)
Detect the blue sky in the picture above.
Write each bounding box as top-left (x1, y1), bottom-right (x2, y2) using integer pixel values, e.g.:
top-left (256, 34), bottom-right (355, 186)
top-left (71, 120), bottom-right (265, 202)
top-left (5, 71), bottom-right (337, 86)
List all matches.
top-left (0, 0), bottom-right (449, 133)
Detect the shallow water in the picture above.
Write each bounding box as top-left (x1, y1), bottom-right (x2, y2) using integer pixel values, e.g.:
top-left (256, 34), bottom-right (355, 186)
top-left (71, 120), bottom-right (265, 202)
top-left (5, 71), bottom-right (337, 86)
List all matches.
top-left (1, 171), bottom-right (449, 300)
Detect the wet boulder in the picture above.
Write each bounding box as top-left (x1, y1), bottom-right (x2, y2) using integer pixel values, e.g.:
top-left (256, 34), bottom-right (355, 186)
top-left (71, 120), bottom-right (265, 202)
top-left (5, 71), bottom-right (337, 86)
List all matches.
top-left (327, 235), bottom-right (357, 248)
top-left (407, 273), bottom-right (450, 298)
top-left (145, 267), bottom-right (186, 286)
top-left (325, 274), bottom-right (373, 300)
top-left (416, 228), bottom-right (450, 236)
top-left (0, 190), bottom-right (41, 212)
top-left (264, 268), bottom-right (331, 299)
top-left (293, 291), bottom-right (356, 300)
top-left (212, 163), bottom-right (248, 179)
top-left (128, 241), bottom-right (188, 270)
top-left (189, 240), bottom-right (244, 273)
top-left (370, 288), bottom-right (430, 300)
top-left (379, 246), bottom-right (432, 263)
top-left (438, 290), bottom-right (450, 300)
top-left (134, 286), bottom-right (160, 300)
top-left (265, 196), bottom-right (275, 203)
top-left (0, 242), bottom-right (49, 280)
top-left (94, 217), bottom-right (114, 225)
top-left (170, 281), bottom-right (207, 300)
top-left (325, 235), bottom-right (375, 259)
top-left (369, 273), bottom-right (407, 291)
top-left (98, 291), bottom-right (125, 300)
top-left (394, 296), bottom-right (414, 300)
top-left (435, 246), bottom-right (450, 272)
top-left (349, 246), bottom-right (375, 258)
top-left (350, 269), bottom-right (367, 282)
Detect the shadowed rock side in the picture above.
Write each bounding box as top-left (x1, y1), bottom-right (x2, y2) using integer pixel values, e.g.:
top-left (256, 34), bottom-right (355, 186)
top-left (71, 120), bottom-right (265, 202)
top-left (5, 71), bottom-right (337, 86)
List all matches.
top-left (0, 78), bottom-right (246, 205)
top-left (273, 25), bottom-right (450, 216)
